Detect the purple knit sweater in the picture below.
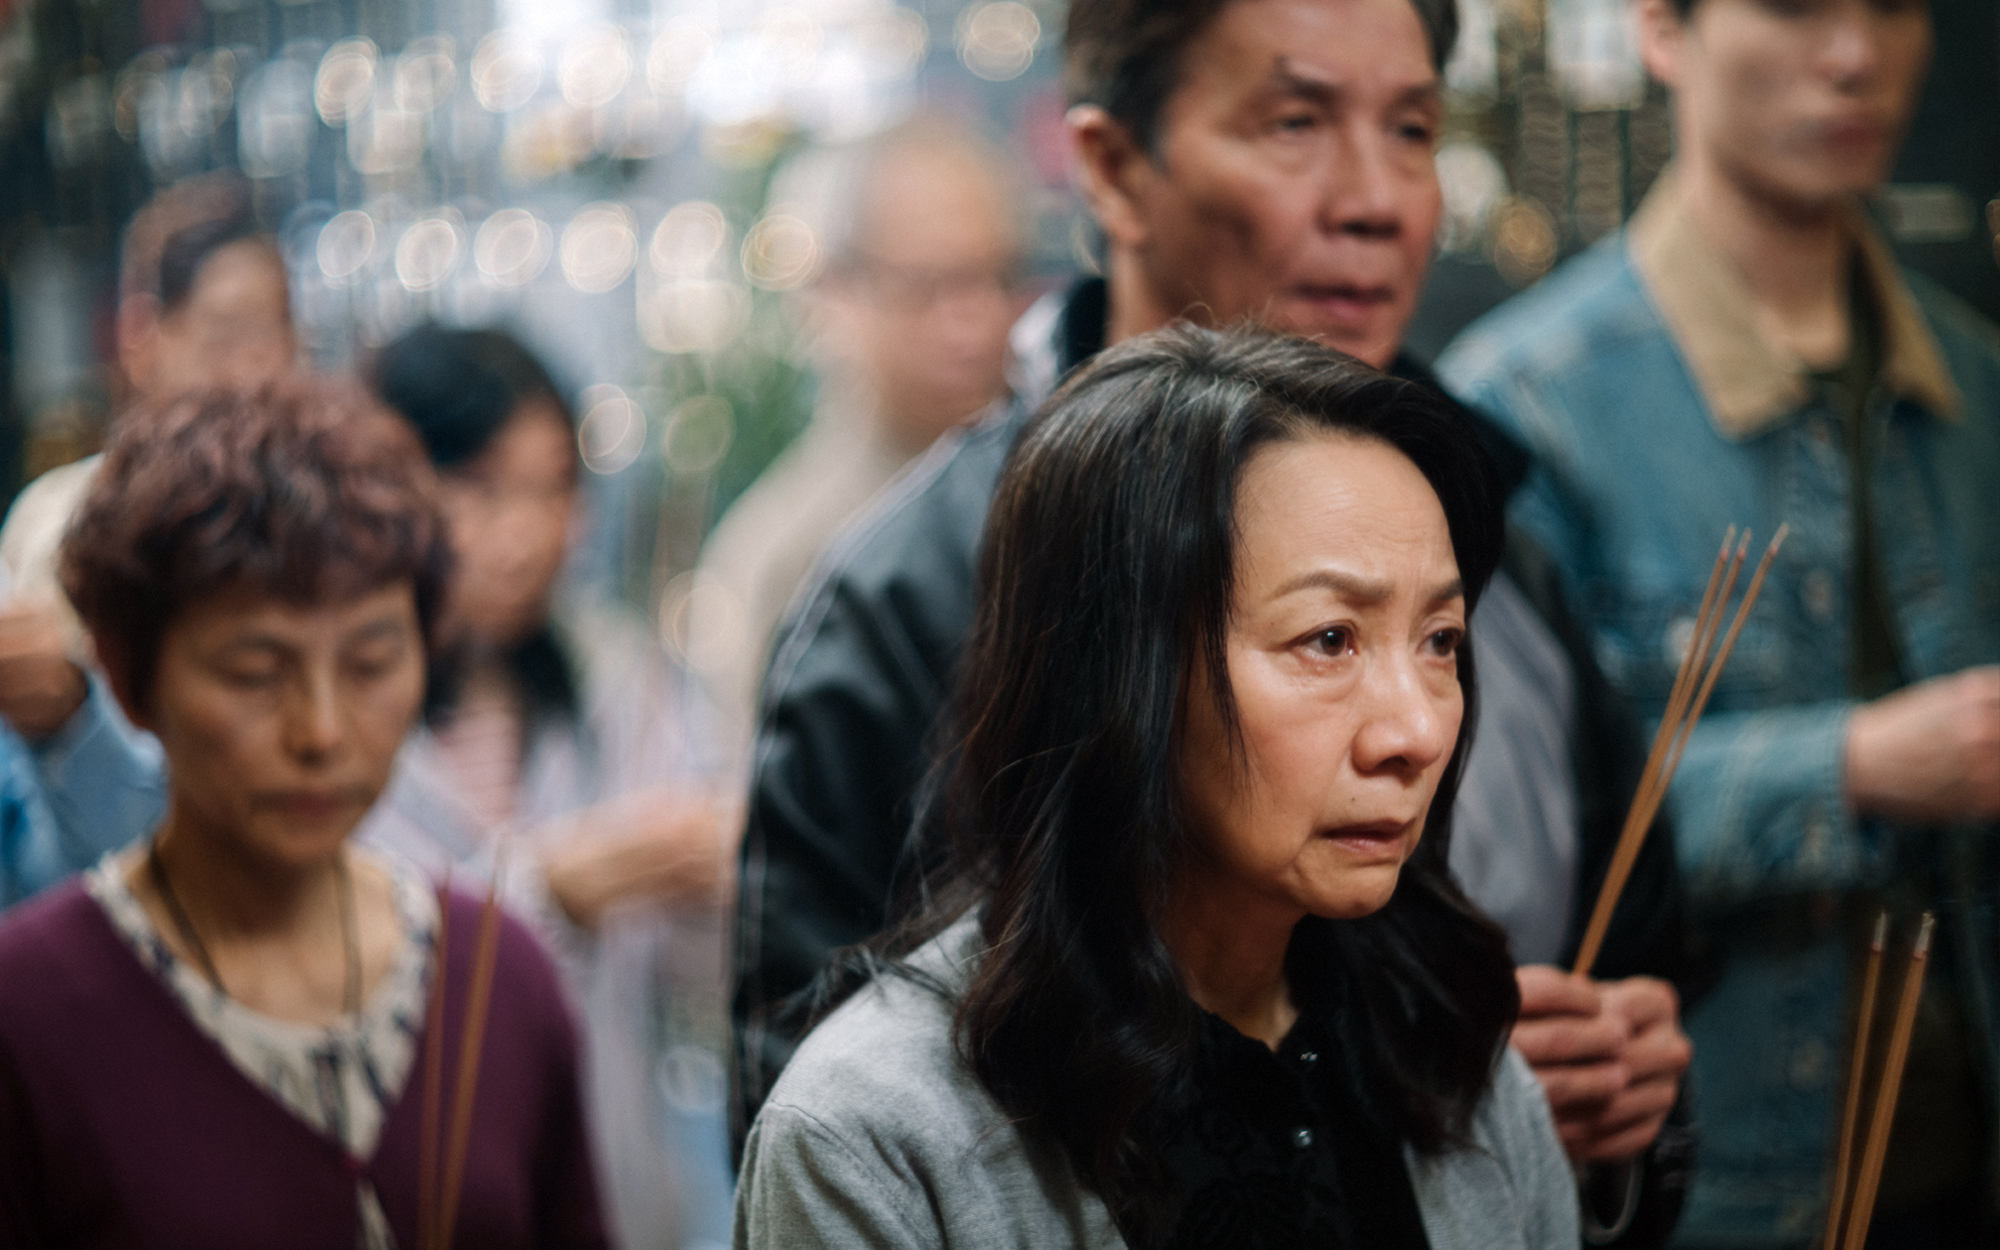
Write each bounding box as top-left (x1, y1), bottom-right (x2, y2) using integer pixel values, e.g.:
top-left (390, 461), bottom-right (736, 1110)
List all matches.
top-left (0, 879), bottom-right (609, 1249)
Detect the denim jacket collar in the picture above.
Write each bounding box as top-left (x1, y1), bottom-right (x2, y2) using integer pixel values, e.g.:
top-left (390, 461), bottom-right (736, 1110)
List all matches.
top-left (1627, 166), bottom-right (1962, 440)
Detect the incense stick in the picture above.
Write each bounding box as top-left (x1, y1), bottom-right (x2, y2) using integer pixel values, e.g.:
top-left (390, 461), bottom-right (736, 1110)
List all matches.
top-left (437, 857), bottom-right (507, 1250)
top-left (1575, 526), bottom-right (1789, 976)
top-left (1821, 912), bottom-right (1888, 1250)
top-left (1572, 529), bottom-right (1744, 976)
top-left (1660, 526), bottom-right (1739, 740)
top-left (1656, 525), bottom-right (1790, 791)
top-left (1841, 913), bottom-right (1934, 1250)
top-left (418, 873), bottom-right (452, 1250)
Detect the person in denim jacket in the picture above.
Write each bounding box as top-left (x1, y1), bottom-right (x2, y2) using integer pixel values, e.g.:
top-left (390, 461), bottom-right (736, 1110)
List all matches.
top-left (1439, 0), bottom-right (2000, 1243)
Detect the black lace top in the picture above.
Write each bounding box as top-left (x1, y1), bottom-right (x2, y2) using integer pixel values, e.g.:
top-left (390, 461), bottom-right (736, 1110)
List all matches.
top-left (1157, 931), bottom-right (1432, 1250)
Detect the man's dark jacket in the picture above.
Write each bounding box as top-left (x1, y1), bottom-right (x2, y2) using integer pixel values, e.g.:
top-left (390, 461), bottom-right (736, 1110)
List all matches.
top-left (729, 280), bottom-right (1694, 1240)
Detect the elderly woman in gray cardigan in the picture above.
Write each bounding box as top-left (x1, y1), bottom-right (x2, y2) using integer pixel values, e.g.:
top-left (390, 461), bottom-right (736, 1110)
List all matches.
top-left (733, 330), bottom-right (1577, 1250)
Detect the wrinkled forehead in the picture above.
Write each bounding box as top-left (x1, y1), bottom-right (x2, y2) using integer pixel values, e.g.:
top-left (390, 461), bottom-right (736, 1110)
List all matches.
top-left (1174, 0), bottom-right (1441, 110)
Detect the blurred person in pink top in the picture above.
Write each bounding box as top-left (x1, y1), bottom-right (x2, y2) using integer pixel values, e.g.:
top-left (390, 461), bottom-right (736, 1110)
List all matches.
top-left (364, 323), bottom-right (736, 1250)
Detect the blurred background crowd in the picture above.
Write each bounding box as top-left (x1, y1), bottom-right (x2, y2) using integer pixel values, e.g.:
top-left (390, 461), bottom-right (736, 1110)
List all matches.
top-left (1, 0), bottom-right (1991, 655)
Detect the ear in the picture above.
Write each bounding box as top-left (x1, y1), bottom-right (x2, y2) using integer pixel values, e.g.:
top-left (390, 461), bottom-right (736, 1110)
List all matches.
top-left (1067, 105), bottom-right (1156, 253)
top-left (1636, 0), bottom-right (1689, 88)
top-left (115, 294), bottom-right (162, 395)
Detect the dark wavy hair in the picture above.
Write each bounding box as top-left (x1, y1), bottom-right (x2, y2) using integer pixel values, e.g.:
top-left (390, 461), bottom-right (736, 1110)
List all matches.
top-left (61, 377), bottom-right (451, 712)
top-left (825, 325), bottom-right (1518, 1245)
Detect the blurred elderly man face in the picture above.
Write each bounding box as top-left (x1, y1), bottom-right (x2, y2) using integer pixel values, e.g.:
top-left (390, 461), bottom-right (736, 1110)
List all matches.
top-left (821, 144), bottom-right (1024, 449)
top-left (1072, 0), bottom-right (1445, 368)
top-left (1640, 0), bottom-right (1932, 208)
top-left (123, 239), bottom-right (297, 401)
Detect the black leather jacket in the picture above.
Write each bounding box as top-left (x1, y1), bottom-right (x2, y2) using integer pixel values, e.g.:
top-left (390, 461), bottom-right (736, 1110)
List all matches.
top-left (730, 279), bottom-right (1694, 1242)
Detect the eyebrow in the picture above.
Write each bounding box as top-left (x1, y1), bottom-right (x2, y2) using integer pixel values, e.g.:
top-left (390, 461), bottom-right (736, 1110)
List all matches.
top-left (216, 636), bottom-right (290, 658)
top-left (1269, 568), bottom-right (1464, 607)
top-left (345, 617), bottom-right (410, 646)
top-left (216, 615), bottom-right (408, 656)
top-left (1265, 58), bottom-right (1441, 110)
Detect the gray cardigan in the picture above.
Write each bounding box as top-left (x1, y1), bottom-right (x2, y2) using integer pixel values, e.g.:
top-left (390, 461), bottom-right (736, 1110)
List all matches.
top-left (734, 920), bottom-right (1579, 1249)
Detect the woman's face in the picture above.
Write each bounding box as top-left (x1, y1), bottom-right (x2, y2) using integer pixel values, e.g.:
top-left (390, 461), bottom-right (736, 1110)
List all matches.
top-left (437, 399), bottom-right (579, 650)
top-left (1177, 433), bottom-right (1465, 922)
top-left (139, 581), bottom-right (426, 870)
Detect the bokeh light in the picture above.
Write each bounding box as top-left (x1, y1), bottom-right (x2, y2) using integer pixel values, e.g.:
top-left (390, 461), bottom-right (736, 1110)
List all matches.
top-left (395, 215), bottom-right (462, 291)
top-left (317, 211), bottom-right (378, 285)
top-left (561, 203), bottom-right (639, 293)
top-left (647, 19), bottom-right (716, 95)
top-left (559, 25), bottom-right (632, 111)
top-left (956, 2), bottom-right (1038, 82)
top-left (741, 213), bottom-right (820, 291)
top-left (650, 202), bottom-right (730, 277)
top-left (471, 31), bottom-right (542, 113)
top-left (474, 208), bottom-right (554, 287)
top-left (315, 39), bottom-right (378, 126)
top-left (1491, 197), bottom-right (1558, 286)
top-left (578, 384), bottom-right (649, 475)
top-left (394, 36), bottom-right (458, 114)
top-left (659, 568), bottom-right (743, 673)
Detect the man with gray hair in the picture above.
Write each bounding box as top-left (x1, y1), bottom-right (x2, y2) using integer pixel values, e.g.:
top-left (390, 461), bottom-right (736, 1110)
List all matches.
top-left (695, 115), bottom-right (1026, 750)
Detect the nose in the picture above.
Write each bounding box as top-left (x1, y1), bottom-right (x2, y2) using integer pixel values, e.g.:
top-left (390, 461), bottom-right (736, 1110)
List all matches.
top-left (1348, 649), bottom-right (1458, 778)
top-left (1819, 0), bottom-right (1884, 88)
top-left (1318, 124), bottom-right (1404, 243)
top-left (281, 666), bottom-right (347, 766)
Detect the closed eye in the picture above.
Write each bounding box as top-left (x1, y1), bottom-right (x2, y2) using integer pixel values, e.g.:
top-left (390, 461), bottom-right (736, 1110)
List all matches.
top-left (346, 652), bottom-right (403, 681)
top-left (221, 667), bottom-right (283, 689)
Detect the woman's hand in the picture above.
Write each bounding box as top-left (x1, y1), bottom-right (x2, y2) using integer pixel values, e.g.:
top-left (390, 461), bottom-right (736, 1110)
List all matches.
top-left (540, 790), bottom-right (741, 931)
top-left (1511, 966), bottom-right (1691, 1163)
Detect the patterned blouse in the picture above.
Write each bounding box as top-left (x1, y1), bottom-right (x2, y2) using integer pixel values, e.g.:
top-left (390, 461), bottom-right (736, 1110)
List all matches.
top-left (86, 852), bottom-right (438, 1250)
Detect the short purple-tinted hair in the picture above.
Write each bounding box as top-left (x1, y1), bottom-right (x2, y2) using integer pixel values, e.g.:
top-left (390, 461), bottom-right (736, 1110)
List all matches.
top-left (61, 376), bottom-right (451, 707)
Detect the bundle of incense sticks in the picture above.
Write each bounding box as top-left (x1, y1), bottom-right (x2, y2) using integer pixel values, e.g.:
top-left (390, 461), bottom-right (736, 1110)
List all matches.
top-left (417, 860), bottom-right (508, 1250)
top-left (1571, 523), bottom-right (1790, 978)
top-left (1822, 912), bottom-right (1934, 1250)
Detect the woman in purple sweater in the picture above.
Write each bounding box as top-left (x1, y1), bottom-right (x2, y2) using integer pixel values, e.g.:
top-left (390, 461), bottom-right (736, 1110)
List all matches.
top-left (0, 378), bottom-right (608, 1249)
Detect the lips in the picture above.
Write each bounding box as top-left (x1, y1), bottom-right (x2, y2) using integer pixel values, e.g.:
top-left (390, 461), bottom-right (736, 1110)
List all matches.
top-left (1321, 818), bottom-right (1414, 857)
top-left (258, 788), bottom-right (370, 821)
top-left (1816, 115), bottom-right (1889, 154)
top-left (1289, 283), bottom-right (1395, 330)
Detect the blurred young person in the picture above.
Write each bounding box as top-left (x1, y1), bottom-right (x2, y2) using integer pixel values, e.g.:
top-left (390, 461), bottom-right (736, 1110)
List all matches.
top-left (366, 324), bottom-right (736, 1250)
top-left (0, 380), bottom-right (605, 1248)
top-left (734, 0), bottom-right (1693, 1240)
top-left (695, 116), bottom-right (1025, 749)
top-left (0, 172), bottom-right (295, 895)
top-left (738, 326), bottom-right (1574, 1250)
top-left (1438, 0), bottom-right (2000, 1242)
